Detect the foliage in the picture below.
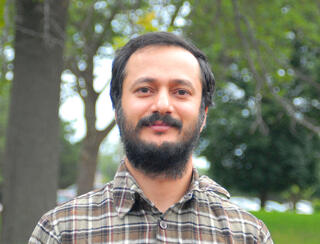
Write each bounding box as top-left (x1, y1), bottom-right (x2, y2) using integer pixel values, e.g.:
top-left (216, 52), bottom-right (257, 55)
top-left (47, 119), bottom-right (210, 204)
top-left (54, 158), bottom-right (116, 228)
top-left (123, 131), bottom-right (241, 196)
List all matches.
top-left (282, 184), bottom-right (317, 211)
top-left (59, 120), bottom-right (81, 188)
top-left (136, 11), bottom-right (158, 32)
top-left (98, 154), bottom-right (119, 183)
top-left (63, 0), bottom-right (147, 194)
top-left (0, 0), bottom-right (14, 82)
top-left (0, 0), bottom-right (14, 187)
top-left (183, 0), bottom-right (320, 205)
top-left (200, 91), bottom-right (319, 206)
top-left (0, 0), bottom-right (5, 29)
top-left (0, 80), bottom-right (10, 185)
top-left (312, 199), bottom-right (320, 213)
top-left (185, 0), bottom-right (320, 136)
top-left (252, 211), bottom-right (320, 244)
top-left (98, 138), bottom-right (124, 183)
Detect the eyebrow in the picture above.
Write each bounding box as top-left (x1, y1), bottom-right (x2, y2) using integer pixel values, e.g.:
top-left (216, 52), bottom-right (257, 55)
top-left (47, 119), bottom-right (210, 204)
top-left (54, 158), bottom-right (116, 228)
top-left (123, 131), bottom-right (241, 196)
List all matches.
top-left (130, 77), bottom-right (196, 92)
top-left (132, 77), bottom-right (155, 85)
top-left (173, 79), bottom-right (195, 90)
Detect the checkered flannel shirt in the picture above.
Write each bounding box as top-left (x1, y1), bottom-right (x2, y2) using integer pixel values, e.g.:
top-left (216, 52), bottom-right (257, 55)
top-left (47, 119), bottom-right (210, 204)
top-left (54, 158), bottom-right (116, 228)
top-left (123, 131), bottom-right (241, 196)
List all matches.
top-left (29, 162), bottom-right (273, 244)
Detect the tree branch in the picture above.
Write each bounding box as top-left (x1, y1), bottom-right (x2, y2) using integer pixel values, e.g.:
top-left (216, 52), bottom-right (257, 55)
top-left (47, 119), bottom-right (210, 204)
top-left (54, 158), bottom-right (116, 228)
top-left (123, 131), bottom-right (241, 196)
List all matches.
top-left (232, 0), bottom-right (269, 135)
top-left (43, 0), bottom-right (50, 44)
top-left (97, 119), bottom-right (117, 143)
top-left (98, 78), bottom-right (111, 95)
top-left (15, 25), bottom-right (65, 48)
top-left (88, 11), bottom-right (117, 58)
top-left (169, 0), bottom-right (184, 28)
top-left (232, 0), bottom-right (320, 137)
top-left (211, 0), bottom-right (222, 28)
top-left (64, 55), bottom-right (82, 77)
top-left (251, 37), bottom-right (320, 95)
top-left (294, 69), bottom-right (320, 94)
top-left (272, 90), bottom-right (320, 136)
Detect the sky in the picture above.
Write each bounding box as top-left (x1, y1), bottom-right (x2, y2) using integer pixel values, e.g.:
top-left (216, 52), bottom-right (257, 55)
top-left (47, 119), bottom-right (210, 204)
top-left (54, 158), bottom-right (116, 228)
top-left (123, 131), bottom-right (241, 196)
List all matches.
top-left (59, 58), bottom-right (118, 142)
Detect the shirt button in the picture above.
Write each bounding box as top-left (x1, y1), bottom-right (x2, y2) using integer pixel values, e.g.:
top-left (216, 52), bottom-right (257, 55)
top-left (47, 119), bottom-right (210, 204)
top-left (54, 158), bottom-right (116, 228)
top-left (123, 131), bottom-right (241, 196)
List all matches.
top-left (159, 220), bottom-right (167, 230)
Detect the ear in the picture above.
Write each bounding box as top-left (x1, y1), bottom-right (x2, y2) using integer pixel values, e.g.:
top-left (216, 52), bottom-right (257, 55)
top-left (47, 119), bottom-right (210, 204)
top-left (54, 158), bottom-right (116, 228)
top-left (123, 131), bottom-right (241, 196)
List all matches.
top-left (200, 107), bottom-right (208, 132)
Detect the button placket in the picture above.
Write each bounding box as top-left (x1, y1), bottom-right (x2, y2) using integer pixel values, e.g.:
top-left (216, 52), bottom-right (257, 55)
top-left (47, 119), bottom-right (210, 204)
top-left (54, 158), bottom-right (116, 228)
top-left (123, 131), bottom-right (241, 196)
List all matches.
top-left (156, 215), bottom-right (170, 242)
top-left (159, 219), bottom-right (168, 230)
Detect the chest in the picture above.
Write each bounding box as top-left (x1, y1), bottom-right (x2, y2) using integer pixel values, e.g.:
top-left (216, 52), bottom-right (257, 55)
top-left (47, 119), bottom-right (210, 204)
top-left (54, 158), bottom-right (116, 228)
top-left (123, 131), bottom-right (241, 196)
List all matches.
top-left (59, 201), bottom-right (259, 244)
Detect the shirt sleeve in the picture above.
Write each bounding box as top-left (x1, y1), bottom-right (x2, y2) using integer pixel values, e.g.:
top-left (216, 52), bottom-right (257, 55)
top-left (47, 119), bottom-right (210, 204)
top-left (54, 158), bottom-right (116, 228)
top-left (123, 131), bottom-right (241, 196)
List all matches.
top-left (28, 215), bottom-right (60, 244)
top-left (259, 219), bottom-right (274, 244)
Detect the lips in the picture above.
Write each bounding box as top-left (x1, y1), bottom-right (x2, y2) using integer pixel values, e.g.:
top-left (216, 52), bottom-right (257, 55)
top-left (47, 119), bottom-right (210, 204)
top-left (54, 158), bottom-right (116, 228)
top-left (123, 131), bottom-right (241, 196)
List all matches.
top-left (152, 120), bottom-right (168, 126)
top-left (149, 120), bottom-right (171, 132)
top-left (136, 113), bottom-right (183, 132)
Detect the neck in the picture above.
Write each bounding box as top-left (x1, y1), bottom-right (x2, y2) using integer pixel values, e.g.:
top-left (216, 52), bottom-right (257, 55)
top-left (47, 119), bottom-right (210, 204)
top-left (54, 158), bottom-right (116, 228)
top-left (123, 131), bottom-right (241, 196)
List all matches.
top-left (125, 158), bottom-right (193, 213)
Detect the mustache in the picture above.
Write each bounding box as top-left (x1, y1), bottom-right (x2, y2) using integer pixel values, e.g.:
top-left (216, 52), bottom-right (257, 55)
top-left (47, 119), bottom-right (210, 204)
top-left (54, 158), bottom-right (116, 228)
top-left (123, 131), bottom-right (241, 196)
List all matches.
top-left (136, 113), bottom-right (182, 130)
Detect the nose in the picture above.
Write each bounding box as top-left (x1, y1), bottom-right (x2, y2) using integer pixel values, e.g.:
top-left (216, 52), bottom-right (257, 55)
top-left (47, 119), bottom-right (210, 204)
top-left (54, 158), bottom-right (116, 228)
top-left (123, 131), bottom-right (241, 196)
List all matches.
top-left (151, 89), bottom-right (173, 114)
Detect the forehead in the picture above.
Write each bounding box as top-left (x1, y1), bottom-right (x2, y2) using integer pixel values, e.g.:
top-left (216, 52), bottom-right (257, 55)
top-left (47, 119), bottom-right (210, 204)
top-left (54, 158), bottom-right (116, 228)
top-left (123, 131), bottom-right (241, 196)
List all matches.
top-left (128, 45), bottom-right (198, 65)
top-left (124, 45), bottom-right (201, 83)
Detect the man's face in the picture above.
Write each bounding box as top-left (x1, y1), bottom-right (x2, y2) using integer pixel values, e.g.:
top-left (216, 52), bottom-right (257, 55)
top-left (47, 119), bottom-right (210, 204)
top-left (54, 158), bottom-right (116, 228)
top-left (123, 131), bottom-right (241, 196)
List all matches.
top-left (117, 45), bottom-right (207, 177)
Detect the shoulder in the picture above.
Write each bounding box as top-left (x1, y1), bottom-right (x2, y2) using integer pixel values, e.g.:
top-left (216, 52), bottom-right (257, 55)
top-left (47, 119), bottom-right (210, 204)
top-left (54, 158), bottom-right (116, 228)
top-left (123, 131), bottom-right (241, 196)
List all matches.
top-left (53, 181), bottom-right (115, 215)
top-left (195, 175), bottom-right (273, 243)
top-left (29, 181), bottom-right (115, 243)
top-left (196, 175), bottom-right (257, 220)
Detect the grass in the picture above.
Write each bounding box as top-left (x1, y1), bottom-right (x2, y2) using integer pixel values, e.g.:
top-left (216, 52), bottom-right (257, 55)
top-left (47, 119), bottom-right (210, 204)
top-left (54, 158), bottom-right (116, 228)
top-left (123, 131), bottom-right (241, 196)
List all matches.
top-left (252, 211), bottom-right (320, 244)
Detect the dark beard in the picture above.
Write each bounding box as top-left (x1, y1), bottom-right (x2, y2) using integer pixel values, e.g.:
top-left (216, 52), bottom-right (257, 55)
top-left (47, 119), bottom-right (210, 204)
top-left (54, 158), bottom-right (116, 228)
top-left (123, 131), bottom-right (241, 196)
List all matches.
top-left (116, 107), bottom-right (204, 179)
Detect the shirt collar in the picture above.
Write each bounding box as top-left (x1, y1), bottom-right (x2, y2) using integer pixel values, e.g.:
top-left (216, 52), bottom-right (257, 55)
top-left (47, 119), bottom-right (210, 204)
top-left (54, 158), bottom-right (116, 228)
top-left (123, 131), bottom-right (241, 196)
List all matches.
top-left (112, 161), bottom-right (230, 218)
top-left (181, 168), bottom-right (230, 202)
top-left (112, 162), bottom-right (141, 218)
top-left (196, 173), bottom-right (230, 199)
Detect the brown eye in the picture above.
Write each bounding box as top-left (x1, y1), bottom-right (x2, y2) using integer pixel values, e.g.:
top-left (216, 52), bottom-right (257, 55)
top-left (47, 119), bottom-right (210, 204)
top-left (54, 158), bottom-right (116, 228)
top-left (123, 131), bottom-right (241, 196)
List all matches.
top-left (177, 89), bottom-right (187, 95)
top-left (175, 89), bottom-right (190, 97)
top-left (140, 87), bottom-right (149, 93)
top-left (138, 87), bottom-right (150, 93)
top-left (135, 87), bottom-right (153, 96)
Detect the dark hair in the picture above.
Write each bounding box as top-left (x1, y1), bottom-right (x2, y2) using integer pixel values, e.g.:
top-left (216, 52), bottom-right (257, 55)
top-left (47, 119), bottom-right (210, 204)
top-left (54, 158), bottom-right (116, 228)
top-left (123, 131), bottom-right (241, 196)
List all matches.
top-left (110, 32), bottom-right (215, 110)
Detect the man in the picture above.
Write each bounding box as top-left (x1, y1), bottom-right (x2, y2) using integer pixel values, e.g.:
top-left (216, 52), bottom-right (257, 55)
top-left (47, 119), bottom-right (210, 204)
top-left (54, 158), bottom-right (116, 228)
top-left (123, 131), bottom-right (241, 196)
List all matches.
top-left (29, 32), bottom-right (273, 243)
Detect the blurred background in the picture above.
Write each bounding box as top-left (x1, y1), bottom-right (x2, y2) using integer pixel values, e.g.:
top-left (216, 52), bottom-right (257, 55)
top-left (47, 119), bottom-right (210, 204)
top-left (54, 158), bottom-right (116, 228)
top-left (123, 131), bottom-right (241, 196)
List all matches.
top-left (0, 0), bottom-right (319, 243)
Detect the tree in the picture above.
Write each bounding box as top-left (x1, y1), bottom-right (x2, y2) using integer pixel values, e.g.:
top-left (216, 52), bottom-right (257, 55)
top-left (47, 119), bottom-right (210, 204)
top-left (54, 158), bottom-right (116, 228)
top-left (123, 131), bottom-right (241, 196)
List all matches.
top-left (64, 0), bottom-right (142, 195)
top-left (184, 0), bottom-right (320, 137)
top-left (0, 84), bottom-right (9, 204)
top-left (0, 81), bottom-right (10, 204)
top-left (98, 140), bottom-right (124, 183)
top-left (1, 0), bottom-right (69, 243)
top-left (200, 94), bottom-right (319, 208)
top-left (0, 81), bottom-right (10, 187)
top-left (182, 0), bottom-right (320, 206)
top-left (59, 120), bottom-right (80, 189)
top-left (0, 0), bottom-right (14, 195)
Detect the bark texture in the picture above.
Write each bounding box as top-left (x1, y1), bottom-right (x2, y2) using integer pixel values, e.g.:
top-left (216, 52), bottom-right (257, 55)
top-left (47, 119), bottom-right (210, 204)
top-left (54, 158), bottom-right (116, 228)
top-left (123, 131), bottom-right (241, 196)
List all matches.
top-left (76, 119), bottom-right (115, 195)
top-left (1, 0), bottom-right (69, 243)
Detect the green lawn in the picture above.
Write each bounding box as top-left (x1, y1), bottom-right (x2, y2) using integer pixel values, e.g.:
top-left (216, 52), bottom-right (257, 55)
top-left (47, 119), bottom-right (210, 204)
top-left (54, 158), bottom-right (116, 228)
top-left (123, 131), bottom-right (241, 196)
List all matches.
top-left (252, 211), bottom-right (320, 244)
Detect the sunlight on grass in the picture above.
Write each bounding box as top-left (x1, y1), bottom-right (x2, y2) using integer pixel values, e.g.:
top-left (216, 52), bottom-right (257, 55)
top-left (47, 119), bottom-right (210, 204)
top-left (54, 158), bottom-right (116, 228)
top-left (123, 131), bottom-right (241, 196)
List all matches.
top-left (252, 211), bottom-right (320, 244)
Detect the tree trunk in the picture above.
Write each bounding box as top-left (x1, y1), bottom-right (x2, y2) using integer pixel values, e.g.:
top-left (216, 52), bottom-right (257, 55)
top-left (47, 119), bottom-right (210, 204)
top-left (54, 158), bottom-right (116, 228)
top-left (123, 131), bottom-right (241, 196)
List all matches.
top-left (75, 55), bottom-right (116, 195)
top-left (292, 200), bottom-right (297, 212)
top-left (76, 133), bottom-right (101, 195)
top-left (259, 191), bottom-right (268, 210)
top-left (76, 120), bottom-right (116, 195)
top-left (1, 0), bottom-right (69, 243)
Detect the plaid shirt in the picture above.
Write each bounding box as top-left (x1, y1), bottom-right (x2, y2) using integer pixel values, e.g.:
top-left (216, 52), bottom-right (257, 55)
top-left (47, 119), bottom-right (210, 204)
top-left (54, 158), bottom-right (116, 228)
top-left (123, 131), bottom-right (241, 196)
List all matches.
top-left (29, 162), bottom-right (273, 244)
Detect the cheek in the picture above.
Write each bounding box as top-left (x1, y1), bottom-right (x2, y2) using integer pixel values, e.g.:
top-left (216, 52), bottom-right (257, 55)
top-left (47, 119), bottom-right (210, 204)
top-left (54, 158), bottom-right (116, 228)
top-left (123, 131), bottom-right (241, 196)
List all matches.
top-left (122, 98), bottom-right (151, 121)
top-left (176, 101), bottom-right (202, 120)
